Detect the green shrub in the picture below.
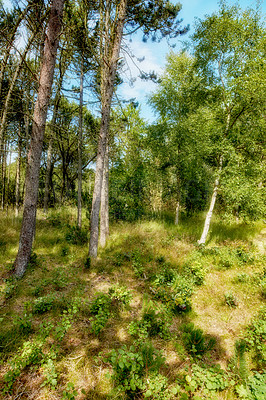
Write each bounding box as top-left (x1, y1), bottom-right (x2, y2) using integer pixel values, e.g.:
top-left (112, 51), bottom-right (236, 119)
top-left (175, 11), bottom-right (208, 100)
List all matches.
top-left (1, 277), bottom-right (17, 300)
top-left (234, 273), bottom-right (250, 283)
top-left (153, 267), bottom-right (176, 286)
top-left (128, 306), bottom-right (171, 340)
top-left (14, 312), bottom-right (33, 334)
top-left (32, 294), bottom-right (55, 314)
top-left (243, 307), bottom-right (266, 368)
top-left (132, 250), bottom-right (146, 279)
top-left (180, 323), bottom-right (216, 355)
top-left (41, 358), bottom-right (58, 389)
top-left (89, 293), bottom-right (111, 335)
top-left (109, 284), bottom-right (132, 308)
top-left (89, 286), bottom-right (132, 335)
top-left (224, 292), bottom-right (238, 308)
top-left (234, 246), bottom-right (254, 264)
top-left (106, 342), bottom-right (166, 398)
top-left (47, 212), bottom-right (62, 227)
top-left (51, 267), bottom-right (68, 290)
top-left (152, 275), bottom-right (193, 313)
top-left (65, 225), bottom-right (87, 245)
top-left (247, 371), bottom-right (266, 400)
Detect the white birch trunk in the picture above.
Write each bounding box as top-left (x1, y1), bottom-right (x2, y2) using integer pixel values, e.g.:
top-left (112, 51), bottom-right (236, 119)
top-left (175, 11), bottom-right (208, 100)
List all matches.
top-left (175, 201), bottom-right (180, 225)
top-left (197, 176), bottom-right (219, 245)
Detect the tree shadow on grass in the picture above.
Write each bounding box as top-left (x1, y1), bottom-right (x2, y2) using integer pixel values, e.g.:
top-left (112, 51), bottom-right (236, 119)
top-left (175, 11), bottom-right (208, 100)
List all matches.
top-left (209, 221), bottom-right (261, 243)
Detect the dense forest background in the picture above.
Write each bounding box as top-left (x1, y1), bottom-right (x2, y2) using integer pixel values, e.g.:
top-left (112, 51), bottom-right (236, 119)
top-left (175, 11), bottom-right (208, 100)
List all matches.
top-left (0, 0), bottom-right (265, 399)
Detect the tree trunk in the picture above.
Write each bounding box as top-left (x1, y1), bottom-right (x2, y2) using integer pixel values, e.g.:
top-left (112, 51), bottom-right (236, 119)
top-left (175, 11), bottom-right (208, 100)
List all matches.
top-left (44, 50), bottom-right (67, 213)
top-left (15, 133), bottom-right (22, 217)
top-left (77, 58), bottom-right (84, 228)
top-left (6, 143), bottom-right (11, 213)
top-left (43, 137), bottom-right (53, 213)
top-left (1, 141), bottom-right (6, 211)
top-left (175, 201), bottom-right (180, 225)
top-left (89, 0), bottom-right (127, 257)
top-left (14, 0), bottom-right (65, 277)
top-left (99, 143), bottom-right (109, 247)
top-left (198, 156), bottom-right (223, 245)
top-left (197, 176), bottom-right (219, 245)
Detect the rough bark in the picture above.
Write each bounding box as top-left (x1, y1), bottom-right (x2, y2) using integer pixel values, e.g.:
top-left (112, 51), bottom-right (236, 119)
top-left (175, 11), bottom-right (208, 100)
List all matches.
top-left (77, 58), bottom-right (84, 228)
top-left (99, 143), bottom-right (109, 247)
top-left (43, 137), bottom-right (53, 213)
top-left (89, 0), bottom-right (127, 257)
top-left (1, 142), bottom-right (6, 210)
top-left (15, 133), bottom-right (22, 217)
top-left (6, 144), bottom-right (11, 212)
top-left (44, 50), bottom-right (67, 213)
top-left (14, 0), bottom-right (65, 277)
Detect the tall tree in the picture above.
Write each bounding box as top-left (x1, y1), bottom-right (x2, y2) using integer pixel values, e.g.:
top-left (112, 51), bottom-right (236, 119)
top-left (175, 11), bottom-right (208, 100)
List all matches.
top-left (89, 0), bottom-right (187, 257)
top-left (14, 0), bottom-right (65, 277)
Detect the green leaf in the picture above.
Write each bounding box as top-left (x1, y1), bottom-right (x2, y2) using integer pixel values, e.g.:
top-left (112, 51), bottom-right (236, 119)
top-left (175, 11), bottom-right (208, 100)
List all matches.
top-left (145, 390), bottom-right (152, 397)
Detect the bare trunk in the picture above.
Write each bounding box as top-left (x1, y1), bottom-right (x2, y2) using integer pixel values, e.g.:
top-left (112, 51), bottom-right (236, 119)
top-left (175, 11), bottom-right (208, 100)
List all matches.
top-left (175, 201), bottom-right (180, 225)
top-left (198, 155), bottom-right (223, 245)
top-left (14, 0), bottom-right (65, 277)
top-left (77, 59), bottom-right (84, 228)
top-left (89, 0), bottom-right (127, 257)
top-left (1, 142), bottom-right (6, 210)
top-left (197, 176), bottom-right (219, 245)
top-left (43, 137), bottom-right (53, 213)
top-left (6, 144), bottom-right (11, 213)
top-left (99, 143), bottom-right (109, 247)
top-left (15, 134), bottom-right (22, 217)
top-left (43, 50), bottom-right (66, 213)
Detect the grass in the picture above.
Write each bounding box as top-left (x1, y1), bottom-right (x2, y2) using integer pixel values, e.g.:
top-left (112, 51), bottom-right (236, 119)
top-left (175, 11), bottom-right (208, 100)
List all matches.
top-left (0, 208), bottom-right (265, 399)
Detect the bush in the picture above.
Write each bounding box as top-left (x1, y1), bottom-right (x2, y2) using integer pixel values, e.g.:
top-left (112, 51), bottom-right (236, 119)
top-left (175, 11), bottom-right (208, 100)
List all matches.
top-left (65, 225), bottom-right (87, 245)
top-left (152, 275), bottom-right (194, 313)
top-left (106, 342), bottom-right (166, 398)
top-left (224, 292), bottom-right (238, 308)
top-left (243, 307), bottom-right (266, 368)
top-left (128, 306), bottom-right (171, 340)
top-left (180, 323), bottom-right (216, 355)
top-left (89, 286), bottom-right (132, 335)
top-left (32, 294), bottom-right (55, 314)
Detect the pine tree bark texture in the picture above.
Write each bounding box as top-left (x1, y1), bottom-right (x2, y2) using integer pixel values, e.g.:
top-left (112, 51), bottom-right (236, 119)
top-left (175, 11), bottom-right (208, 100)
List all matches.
top-left (89, 0), bottom-right (127, 257)
top-left (77, 59), bottom-right (84, 228)
top-left (14, 0), bottom-right (65, 277)
top-left (99, 143), bottom-right (109, 247)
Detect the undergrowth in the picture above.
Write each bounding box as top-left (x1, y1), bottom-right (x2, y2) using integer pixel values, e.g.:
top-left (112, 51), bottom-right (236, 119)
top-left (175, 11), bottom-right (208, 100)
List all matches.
top-left (0, 210), bottom-right (264, 399)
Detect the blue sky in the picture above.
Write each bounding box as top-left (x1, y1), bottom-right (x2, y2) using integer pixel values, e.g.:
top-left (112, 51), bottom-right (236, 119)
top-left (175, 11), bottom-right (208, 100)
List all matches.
top-left (119, 0), bottom-right (266, 122)
top-left (3, 0), bottom-right (265, 121)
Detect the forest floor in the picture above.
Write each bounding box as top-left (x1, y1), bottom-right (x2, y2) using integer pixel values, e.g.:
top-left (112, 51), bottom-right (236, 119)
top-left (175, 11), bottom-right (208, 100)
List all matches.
top-left (0, 208), bottom-right (265, 400)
